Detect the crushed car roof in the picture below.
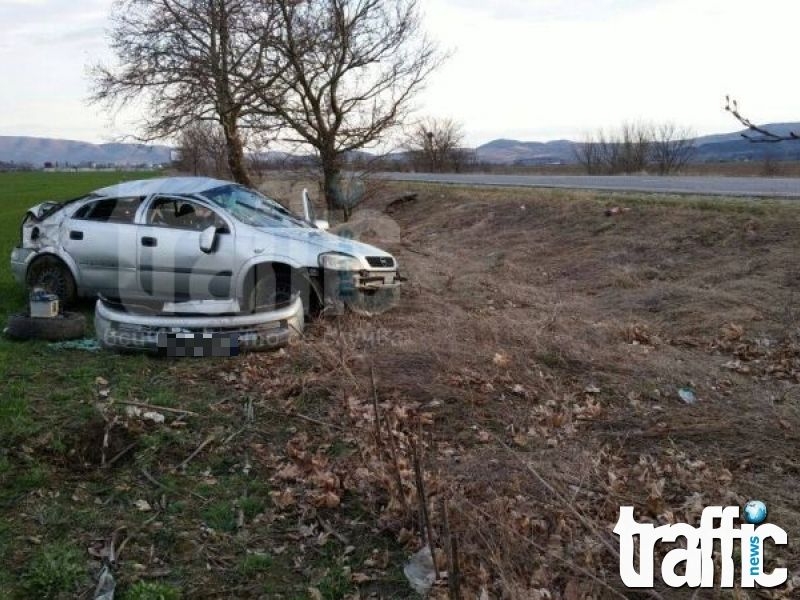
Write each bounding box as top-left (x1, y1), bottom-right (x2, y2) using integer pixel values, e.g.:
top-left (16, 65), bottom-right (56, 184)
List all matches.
top-left (93, 177), bottom-right (233, 198)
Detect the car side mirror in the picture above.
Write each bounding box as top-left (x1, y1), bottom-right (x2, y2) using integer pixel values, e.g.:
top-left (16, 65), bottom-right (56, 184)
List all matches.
top-left (314, 219), bottom-right (330, 231)
top-left (199, 225), bottom-right (217, 253)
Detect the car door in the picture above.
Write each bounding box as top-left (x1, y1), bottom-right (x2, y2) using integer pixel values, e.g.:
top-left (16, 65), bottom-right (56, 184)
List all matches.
top-left (62, 196), bottom-right (144, 297)
top-left (137, 195), bottom-right (235, 301)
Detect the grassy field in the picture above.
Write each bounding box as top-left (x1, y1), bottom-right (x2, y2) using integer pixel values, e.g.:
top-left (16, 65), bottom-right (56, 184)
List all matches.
top-left (0, 171), bottom-right (410, 599)
top-left (2, 171), bottom-right (800, 598)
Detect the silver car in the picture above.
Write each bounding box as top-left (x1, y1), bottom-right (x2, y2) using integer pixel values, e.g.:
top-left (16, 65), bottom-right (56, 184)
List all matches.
top-left (10, 177), bottom-right (403, 351)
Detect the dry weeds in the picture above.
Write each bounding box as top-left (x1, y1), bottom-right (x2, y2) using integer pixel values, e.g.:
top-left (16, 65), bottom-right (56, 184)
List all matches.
top-left (230, 181), bottom-right (800, 598)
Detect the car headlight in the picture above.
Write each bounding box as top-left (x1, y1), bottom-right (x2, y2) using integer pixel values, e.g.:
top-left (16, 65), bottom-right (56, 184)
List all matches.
top-left (319, 252), bottom-right (362, 271)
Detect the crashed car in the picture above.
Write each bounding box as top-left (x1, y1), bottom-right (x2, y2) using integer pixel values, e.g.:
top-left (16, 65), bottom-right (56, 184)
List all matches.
top-left (10, 177), bottom-right (403, 352)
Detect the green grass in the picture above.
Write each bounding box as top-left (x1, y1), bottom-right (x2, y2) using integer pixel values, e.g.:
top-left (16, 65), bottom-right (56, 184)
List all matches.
top-left (121, 581), bottom-right (182, 600)
top-left (21, 543), bottom-right (86, 598)
top-left (0, 171), bottom-right (160, 317)
top-left (0, 171), bottom-right (414, 598)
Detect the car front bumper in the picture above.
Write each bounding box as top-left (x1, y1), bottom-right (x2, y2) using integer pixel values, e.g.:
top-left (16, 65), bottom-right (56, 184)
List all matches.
top-left (322, 269), bottom-right (404, 315)
top-left (94, 296), bottom-right (304, 354)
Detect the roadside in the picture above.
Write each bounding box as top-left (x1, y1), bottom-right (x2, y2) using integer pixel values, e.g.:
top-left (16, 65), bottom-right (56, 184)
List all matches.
top-left (375, 172), bottom-right (800, 199)
top-left (2, 175), bottom-right (800, 598)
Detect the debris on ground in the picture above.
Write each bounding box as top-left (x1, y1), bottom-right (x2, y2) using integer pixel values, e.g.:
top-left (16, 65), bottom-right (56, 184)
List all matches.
top-left (678, 387), bottom-right (697, 404)
top-left (403, 545), bottom-right (436, 595)
top-left (124, 405), bottom-right (166, 424)
top-left (605, 206), bottom-right (631, 216)
top-left (93, 565), bottom-right (116, 600)
top-left (48, 338), bottom-right (102, 352)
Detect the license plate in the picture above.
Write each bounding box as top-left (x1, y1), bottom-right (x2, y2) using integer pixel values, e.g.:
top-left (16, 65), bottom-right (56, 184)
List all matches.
top-left (157, 332), bottom-right (239, 358)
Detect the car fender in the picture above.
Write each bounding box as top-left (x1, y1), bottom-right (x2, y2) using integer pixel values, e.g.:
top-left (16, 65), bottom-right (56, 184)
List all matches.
top-left (234, 254), bottom-right (307, 299)
top-left (26, 247), bottom-right (83, 289)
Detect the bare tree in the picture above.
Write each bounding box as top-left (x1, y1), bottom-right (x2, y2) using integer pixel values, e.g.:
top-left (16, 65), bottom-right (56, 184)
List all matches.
top-left (576, 122), bottom-right (695, 175)
top-left (404, 117), bottom-right (466, 172)
top-left (175, 122), bottom-right (230, 177)
top-left (725, 96), bottom-right (800, 142)
top-left (574, 133), bottom-right (603, 174)
top-left (650, 122), bottom-right (695, 175)
top-left (617, 121), bottom-right (652, 173)
top-left (252, 0), bottom-right (441, 212)
top-left (91, 0), bottom-right (280, 186)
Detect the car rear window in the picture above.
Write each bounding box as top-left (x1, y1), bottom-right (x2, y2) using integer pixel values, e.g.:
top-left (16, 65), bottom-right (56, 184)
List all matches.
top-left (73, 197), bottom-right (143, 223)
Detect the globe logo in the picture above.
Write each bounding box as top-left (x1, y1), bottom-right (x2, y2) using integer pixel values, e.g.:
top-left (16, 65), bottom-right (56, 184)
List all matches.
top-left (744, 500), bottom-right (767, 525)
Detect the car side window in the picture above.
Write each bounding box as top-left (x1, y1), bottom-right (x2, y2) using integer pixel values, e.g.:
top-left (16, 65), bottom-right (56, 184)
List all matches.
top-left (73, 197), bottom-right (142, 223)
top-left (146, 197), bottom-right (226, 231)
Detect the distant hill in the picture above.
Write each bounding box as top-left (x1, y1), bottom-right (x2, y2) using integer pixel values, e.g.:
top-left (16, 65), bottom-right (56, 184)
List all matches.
top-left (0, 136), bottom-right (173, 167)
top-left (475, 123), bottom-right (800, 165)
top-left (5, 124), bottom-right (800, 168)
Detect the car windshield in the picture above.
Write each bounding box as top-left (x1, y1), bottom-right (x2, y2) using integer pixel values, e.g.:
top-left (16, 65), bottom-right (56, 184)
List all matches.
top-left (202, 185), bottom-right (310, 229)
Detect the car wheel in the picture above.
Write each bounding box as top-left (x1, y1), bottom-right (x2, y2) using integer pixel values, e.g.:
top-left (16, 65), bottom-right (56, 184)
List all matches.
top-left (26, 256), bottom-right (77, 306)
top-left (5, 312), bottom-right (86, 341)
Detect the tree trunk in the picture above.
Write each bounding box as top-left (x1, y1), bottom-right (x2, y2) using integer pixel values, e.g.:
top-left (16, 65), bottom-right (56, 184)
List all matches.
top-left (321, 156), bottom-right (341, 215)
top-left (221, 116), bottom-right (252, 187)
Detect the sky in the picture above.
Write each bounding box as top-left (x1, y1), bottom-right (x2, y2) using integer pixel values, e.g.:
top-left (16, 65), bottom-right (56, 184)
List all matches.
top-left (1, 0), bottom-right (800, 147)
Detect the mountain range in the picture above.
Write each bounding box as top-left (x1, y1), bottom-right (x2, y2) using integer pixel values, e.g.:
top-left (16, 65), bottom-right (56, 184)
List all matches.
top-left (475, 123), bottom-right (800, 165)
top-left (3, 123), bottom-right (800, 168)
top-left (0, 136), bottom-right (173, 167)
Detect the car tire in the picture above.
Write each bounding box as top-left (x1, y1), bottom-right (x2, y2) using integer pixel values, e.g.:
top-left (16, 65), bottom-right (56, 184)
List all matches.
top-left (26, 256), bottom-right (77, 306)
top-left (5, 312), bottom-right (87, 341)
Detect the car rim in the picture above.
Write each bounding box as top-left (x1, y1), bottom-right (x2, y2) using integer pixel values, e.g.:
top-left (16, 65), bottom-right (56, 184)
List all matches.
top-left (37, 268), bottom-right (67, 300)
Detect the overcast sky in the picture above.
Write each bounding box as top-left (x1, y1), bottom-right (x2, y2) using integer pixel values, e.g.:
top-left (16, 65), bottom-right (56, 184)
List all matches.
top-left (1, 0), bottom-right (799, 146)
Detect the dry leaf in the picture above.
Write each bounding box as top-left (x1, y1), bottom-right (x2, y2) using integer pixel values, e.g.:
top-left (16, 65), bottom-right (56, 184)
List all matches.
top-left (270, 488), bottom-right (296, 510)
top-left (493, 352), bottom-right (510, 367)
top-left (312, 491), bottom-right (341, 509)
top-left (307, 587), bottom-right (323, 600)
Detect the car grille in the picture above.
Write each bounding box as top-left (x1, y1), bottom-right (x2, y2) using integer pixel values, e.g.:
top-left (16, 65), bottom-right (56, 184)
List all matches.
top-left (366, 256), bottom-right (395, 268)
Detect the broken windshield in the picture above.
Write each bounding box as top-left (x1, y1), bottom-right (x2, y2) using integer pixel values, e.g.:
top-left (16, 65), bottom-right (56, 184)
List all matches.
top-left (202, 185), bottom-right (310, 229)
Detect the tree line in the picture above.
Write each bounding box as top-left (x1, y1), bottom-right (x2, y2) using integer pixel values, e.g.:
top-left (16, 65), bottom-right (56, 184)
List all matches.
top-left (91, 0), bottom-right (441, 212)
top-left (574, 122), bottom-right (696, 175)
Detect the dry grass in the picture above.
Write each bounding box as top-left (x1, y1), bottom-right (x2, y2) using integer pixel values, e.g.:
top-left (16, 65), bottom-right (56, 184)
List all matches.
top-left (231, 180), bottom-right (800, 598)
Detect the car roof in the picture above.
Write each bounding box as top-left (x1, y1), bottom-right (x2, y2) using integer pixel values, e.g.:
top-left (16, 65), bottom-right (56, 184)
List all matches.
top-left (93, 176), bottom-right (235, 198)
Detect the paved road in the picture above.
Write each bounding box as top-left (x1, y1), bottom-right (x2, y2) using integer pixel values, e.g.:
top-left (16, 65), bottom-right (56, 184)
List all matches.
top-left (376, 172), bottom-right (800, 199)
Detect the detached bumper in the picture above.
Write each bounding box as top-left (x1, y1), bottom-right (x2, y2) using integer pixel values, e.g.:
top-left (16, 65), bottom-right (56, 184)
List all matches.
top-left (95, 296), bottom-right (304, 353)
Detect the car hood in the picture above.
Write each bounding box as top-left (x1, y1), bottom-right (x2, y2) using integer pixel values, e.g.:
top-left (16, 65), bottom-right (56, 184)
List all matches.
top-left (253, 226), bottom-right (393, 259)
top-left (26, 201), bottom-right (61, 221)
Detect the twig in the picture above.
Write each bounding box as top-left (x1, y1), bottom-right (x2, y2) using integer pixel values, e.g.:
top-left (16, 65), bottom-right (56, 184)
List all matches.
top-left (104, 442), bottom-right (137, 469)
top-left (370, 366), bottom-right (383, 449)
top-left (259, 407), bottom-right (343, 431)
top-left (465, 498), bottom-right (637, 600)
top-left (101, 415), bottom-right (118, 468)
top-left (725, 95), bottom-right (800, 143)
top-left (441, 498), bottom-right (461, 600)
top-left (411, 435), bottom-right (438, 578)
top-left (176, 434), bottom-right (216, 471)
top-left (317, 516), bottom-right (349, 545)
top-left (141, 467), bottom-right (207, 502)
top-left (115, 399), bottom-right (199, 416)
top-left (495, 436), bottom-right (620, 562)
top-left (141, 467), bottom-right (167, 490)
top-left (222, 426), bottom-right (246, 446)
top-left (383, 412), bottom-right (410, 517)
